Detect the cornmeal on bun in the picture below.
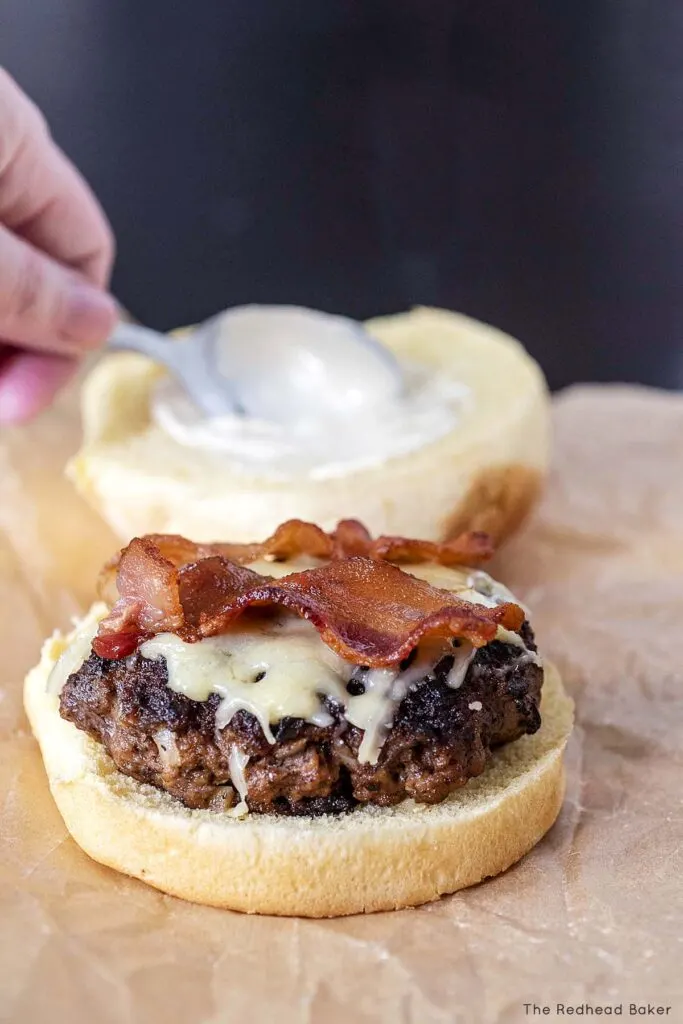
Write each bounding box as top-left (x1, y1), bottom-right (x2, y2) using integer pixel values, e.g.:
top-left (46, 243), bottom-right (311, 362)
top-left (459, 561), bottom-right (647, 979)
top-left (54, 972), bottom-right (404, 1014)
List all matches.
top-left (25, 520), bottom-right (572, 917)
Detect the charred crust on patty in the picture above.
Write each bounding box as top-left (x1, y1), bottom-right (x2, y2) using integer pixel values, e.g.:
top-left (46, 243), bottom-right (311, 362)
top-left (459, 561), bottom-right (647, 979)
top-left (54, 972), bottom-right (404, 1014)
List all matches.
top-left (59, 624), bottom-right (543, 816)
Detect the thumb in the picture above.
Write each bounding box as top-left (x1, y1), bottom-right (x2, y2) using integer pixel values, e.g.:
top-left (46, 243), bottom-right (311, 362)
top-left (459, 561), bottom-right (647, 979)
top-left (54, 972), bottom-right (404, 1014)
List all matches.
top-left (0, 222), bottom-right (117, 354)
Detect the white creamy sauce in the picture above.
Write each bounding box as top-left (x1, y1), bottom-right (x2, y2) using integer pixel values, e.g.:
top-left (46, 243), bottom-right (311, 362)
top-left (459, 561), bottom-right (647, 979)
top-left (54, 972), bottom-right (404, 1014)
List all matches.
top-left (151, 306), bottom-right (470, 480)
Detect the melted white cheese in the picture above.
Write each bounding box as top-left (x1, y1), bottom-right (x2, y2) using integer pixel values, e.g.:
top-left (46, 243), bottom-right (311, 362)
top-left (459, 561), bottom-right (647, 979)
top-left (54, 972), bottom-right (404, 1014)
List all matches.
top-left (137, 560), bottom-right (541, 769)
top-left (153, 728), bottom-right (181, 769)
top-left (227, 746), bottom-right (250, 817)
top-left (495, 626), bottom-right (543, 667)
top-left (40, 560), bottom-right (534, 788)
top-left (245, 555), bottom-right (324, 578)
top-left (406, 562), bottom-right (540, 661)
top-left (140, 617), bottom-right (351, 744)
top-left (139, 609), bottom-right (483, 768)
top-left (466, 569), bottom-right (519, 604)
top-left (46, 613), bottom-right (102, 695)
top-left (405, 562), bottom-right (521, 607)
top-left (47, 563), bottom-right (539, 806)
top-left (346, 639), bottom-right (476, 763)
top-left (346, 667), bottom-right (398, 765)
top-left (447, 642), bottom-right (476, 689)
top-left (404, 562), bottom-right (471, 592)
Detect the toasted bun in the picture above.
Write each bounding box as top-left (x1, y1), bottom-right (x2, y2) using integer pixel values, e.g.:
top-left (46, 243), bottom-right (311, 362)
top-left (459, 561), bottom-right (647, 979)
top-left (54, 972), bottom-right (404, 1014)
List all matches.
top-left (68, 307), bottom-right (550, 544)
top-left (24, 607), bottom-right (573, 917)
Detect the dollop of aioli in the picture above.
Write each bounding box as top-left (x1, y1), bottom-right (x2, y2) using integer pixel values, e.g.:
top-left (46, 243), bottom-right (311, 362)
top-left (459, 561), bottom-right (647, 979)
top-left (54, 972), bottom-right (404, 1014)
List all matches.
top-left (151, 306), bottom-right (470, 479)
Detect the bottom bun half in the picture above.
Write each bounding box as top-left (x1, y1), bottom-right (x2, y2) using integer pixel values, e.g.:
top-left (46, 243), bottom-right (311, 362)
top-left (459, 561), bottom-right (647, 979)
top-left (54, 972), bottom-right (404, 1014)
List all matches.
top-left (24, 616), bottom-right (574, 918)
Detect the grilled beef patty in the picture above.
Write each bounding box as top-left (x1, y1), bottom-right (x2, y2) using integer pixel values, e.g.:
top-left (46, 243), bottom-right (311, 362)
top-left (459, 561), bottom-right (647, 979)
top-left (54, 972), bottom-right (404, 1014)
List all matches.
top-left (59, 624), bottom-right (542, 816)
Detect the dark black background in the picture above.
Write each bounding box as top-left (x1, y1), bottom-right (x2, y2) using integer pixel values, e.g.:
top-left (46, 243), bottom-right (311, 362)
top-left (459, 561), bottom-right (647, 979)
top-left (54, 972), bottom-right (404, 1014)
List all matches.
top-left (2, 1), bottom-right (682, 388)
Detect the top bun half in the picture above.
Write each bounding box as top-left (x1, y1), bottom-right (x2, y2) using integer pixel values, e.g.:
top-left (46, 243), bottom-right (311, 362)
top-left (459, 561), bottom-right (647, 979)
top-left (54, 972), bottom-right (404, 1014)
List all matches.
top-left (68, 307), bottom-right (550, 543)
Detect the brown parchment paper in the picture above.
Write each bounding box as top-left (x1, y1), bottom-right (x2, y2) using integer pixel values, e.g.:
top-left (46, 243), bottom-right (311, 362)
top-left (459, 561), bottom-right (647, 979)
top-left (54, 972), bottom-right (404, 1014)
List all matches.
top-left (1, 381), bottom-right (681, 1024)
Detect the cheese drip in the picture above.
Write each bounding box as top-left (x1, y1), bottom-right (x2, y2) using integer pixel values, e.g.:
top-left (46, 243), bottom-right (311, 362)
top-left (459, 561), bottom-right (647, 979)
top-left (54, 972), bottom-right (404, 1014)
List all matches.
top-left (495, 627), bottom-right (543, 667)
top-left (139, 560), bottom-right (541, 774)
top-left (33, 567), bottom-right (532, 831)
top-left (346, 640), bottom-right (475, 764)
top-left (140, 617), bottom-right (351, 744)
top-left (408, 563), bottom-right (541, 664)
top-left (227, 746), bottom-right (250, 818)
top-left (46, 613), bottom-right (101, 695)
top-left (47, 564), bottom-right (538, 819)
top-left (140, 622), bottom-right (479, 770)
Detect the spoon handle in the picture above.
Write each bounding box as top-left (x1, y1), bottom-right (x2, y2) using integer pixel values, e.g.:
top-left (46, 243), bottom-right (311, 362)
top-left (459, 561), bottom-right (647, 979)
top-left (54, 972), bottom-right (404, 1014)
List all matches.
top-left (108, 322), bottom-right (173, 361)
top-left (108, 321), bottom-right (239, 419)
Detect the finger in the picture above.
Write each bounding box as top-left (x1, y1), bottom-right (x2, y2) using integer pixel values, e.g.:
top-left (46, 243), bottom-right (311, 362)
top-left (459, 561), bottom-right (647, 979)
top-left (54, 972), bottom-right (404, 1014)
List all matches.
top-left (0, 221), bottom-right (118, 354)
top-left (0, 344), bottom-right (76, 424)
top-left (0, 68), bottom-right (114, 287)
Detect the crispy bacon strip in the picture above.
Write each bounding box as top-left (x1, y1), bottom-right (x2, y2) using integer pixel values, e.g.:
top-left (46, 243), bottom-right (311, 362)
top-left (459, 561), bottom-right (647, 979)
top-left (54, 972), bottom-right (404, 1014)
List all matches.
top-left (177, 557), bottom-right (267, 629)
top-left (178, 556), bottom-right (523, 665)
top-left (96, 534), bottom-right (198, 604)
top-left (329, 520), bottom-right (494, 564)
top-left (93, 625), bottom-right (152, 660)
top-left (331, 519), bottom-right (373, 558)
top-left (94, 527), bottom-right (523, 665)
top-left (91, 599), bottom-right (151, 659)
top-left (116, 537), bottom-right (183, 629)
top-left (367, 530), bottom-right (494, 565)
top-left (97, 521), bottom-right (336, 599)
top-left (92, 537), bottom-right (183, 658)
top-left (168, 520), bottom-right (335, 565)
top-left (98, 519), bottom-right (493, 600)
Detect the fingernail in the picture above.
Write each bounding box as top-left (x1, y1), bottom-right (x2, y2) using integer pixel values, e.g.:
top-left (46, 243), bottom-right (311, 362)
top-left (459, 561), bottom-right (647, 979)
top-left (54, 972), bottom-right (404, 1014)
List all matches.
top-left (0, 389), bottom-right (23, 423)
top-left (0, 352), bottom-right (76, 424)
top-left (0, 371), bottom-right (30, 424)
top-left (61, 285), bottom-right (118, 346)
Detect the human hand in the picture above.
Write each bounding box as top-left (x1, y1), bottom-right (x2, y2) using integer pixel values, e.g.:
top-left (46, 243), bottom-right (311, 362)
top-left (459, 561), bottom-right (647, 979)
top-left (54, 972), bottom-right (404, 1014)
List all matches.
top-left (0, 68), bottom-right (117, 424)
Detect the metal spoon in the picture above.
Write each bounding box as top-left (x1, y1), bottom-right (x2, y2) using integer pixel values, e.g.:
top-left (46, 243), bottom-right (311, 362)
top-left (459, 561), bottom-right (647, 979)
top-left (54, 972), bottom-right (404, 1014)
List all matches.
top-left (108, 305), bottom-right (404, 423)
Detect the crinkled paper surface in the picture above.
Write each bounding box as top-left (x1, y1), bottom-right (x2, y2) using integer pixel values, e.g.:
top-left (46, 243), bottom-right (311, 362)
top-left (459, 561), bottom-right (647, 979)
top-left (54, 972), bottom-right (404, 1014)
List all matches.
top-left (0, 381), bottom-right (680, 1023)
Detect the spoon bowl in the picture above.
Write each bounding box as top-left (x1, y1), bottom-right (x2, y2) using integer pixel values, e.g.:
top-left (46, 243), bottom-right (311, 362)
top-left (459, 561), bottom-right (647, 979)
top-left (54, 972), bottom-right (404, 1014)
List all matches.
top-left (108, 305), bottom-right (404, 423)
